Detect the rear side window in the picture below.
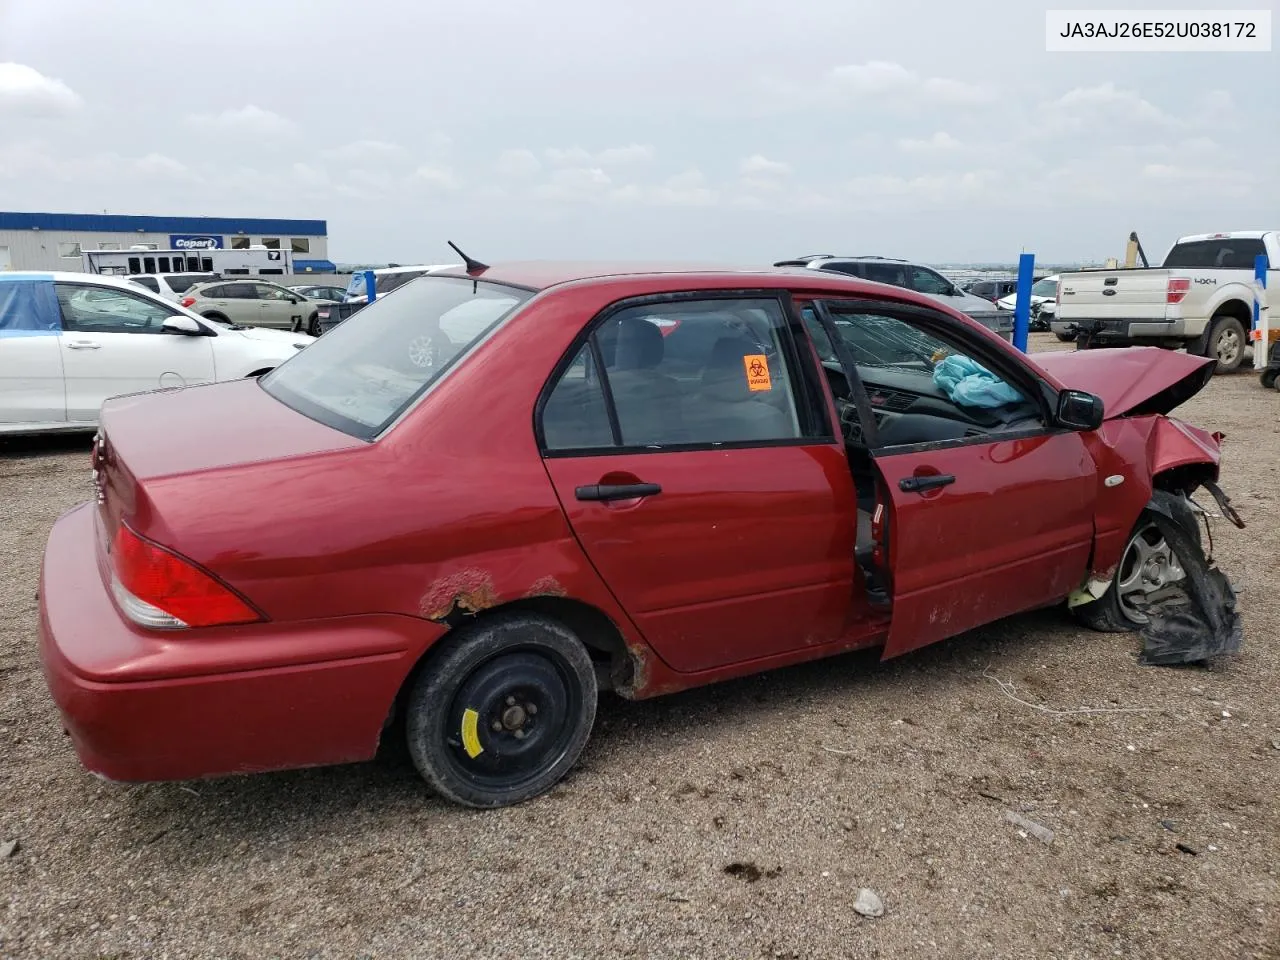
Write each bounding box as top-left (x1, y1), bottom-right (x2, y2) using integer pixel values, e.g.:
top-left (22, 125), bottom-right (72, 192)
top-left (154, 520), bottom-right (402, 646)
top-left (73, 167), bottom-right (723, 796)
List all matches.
top-left (261, 277), bottom-right (531, 439)
top-left (541, 297), bottom-right (827, 452)
top-left (131, 276), bottom-right (160, 293)
top-left (1163, 238), bottom-right (1269, 269)
top-left (165, 274), bottom-right (216, 294)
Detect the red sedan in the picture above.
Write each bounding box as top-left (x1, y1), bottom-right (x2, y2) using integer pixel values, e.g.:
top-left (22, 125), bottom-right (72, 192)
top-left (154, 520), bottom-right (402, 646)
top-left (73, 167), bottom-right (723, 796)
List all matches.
top-left (38, 260), bottom-right (1241, 807)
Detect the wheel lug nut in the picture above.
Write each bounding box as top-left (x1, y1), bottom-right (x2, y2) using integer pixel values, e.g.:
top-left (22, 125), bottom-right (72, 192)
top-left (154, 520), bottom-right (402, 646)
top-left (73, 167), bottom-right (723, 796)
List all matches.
top-left (514, 729), bottom-right (526, 740)
top-left (506, 696), bottom-right (516, 706)
top-left (491, 720), bottom-right (503, 732)
top-left (527, 703), bottom-right (538, 716)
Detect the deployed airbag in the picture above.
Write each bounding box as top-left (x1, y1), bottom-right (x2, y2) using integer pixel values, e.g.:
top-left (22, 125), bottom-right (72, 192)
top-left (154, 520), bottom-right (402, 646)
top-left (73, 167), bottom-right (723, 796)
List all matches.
top-left (931, 354), bottom-right (1023, 408)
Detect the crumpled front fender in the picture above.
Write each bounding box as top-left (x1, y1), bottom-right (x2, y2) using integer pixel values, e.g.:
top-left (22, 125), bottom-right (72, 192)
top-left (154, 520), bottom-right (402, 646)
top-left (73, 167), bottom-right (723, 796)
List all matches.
top-left (1081, 415), bottom-right (1223, 582)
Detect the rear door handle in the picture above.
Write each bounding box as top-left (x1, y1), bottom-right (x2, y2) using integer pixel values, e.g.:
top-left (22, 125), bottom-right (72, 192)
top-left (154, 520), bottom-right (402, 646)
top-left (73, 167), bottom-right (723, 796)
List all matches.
top-left (575, 482), bottom-right (662, 502)
top-left (66, 340), bottom-right (101, 350)
top-left (899, 474), bottom-right (955, 494)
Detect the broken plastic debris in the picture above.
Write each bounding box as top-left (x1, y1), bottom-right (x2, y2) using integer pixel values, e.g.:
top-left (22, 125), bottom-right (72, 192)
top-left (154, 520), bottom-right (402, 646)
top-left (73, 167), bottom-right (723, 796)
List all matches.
top-left (1004, 810), bottom-right (1054, 844)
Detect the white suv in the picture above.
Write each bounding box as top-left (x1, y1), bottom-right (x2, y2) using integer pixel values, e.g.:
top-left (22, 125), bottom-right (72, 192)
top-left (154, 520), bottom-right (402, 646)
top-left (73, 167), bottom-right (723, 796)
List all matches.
top-left (125, 272), bottom-right (220, 303)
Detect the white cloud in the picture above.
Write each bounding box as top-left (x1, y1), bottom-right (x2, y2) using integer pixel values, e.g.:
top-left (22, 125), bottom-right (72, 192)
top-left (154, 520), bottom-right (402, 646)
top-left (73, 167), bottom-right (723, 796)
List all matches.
top-left (740, 154), bottom-right (791, 177)
top-left (830, 61), bottom-right (992, 106)
top-left (0, 63), bottom-right (82, 116)
top-left (898, 131), bottom-right (963, 153)
top-left (186, 104), bottom-right (296, 137)
top-left (133, 153), bottom-right (201, 182)
top-left (320, 139), bottom-right (403, 164)
top-left (545, 144), bottom-right (655, 167)
top-left (494, 148), bottom-right (542, 178)
top-left (612, 169), bottom-right (717, 207)
top-left (533, 166), bottom-right (613, 202)
top-left (1033, 83), bottom-right (1174, 137)
top-left (595, 143), bottom-right (655, 165)
top-left (412, 164), bottom-right (460, 190)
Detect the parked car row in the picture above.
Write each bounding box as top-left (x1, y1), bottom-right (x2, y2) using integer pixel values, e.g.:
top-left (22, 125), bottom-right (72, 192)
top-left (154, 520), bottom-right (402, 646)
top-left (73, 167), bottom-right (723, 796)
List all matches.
top-left (34, 258), bottom-right (1242, 811)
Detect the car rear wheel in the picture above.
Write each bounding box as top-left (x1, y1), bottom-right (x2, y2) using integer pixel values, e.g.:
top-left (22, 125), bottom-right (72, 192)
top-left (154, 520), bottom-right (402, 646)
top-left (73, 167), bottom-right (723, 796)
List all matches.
top-left (405, 614), bottom-right (598, 808)
top-left (1205, 314), bottom-right (1246, 373)
top-left (1071, 507), bottom-right (1198, 632)
top-left (1261, 368), bottom-right (1278, 390)
top-left (306, 313), bottom-right (320, 337)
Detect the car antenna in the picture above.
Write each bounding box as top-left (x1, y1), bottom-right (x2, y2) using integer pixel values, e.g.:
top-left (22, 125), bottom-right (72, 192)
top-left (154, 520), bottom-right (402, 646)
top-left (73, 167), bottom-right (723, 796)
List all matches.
top-left (447, 241), bottom-right (489, 275)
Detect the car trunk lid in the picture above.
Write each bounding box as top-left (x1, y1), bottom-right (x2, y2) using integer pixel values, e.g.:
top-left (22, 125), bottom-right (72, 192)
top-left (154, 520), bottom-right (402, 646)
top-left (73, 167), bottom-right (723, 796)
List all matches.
top-left (1033, 347), bottom-right (1215, 418)
top-left (92, 378), bottom-right (363, 549)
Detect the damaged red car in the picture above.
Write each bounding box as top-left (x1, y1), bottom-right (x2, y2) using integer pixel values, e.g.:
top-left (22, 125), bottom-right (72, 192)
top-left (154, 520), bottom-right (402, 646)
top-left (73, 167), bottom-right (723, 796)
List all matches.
top-left (38, 260), bottom-right (1243, 808)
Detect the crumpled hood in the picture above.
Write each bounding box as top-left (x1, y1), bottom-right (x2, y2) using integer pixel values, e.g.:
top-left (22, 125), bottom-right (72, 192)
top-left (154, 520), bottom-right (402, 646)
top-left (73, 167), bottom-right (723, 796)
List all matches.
top-left (1032, 347), bottom-right (1215, 419)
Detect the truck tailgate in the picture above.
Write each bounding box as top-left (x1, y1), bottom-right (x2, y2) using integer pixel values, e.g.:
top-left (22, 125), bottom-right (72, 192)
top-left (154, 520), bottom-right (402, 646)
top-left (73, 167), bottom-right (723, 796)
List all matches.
top-left (1057, 270), bottom-right (1173, 320)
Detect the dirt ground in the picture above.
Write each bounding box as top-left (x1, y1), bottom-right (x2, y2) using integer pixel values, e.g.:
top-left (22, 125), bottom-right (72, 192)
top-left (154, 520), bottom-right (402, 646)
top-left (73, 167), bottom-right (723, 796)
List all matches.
top-left (1, 333), bottom-right (1277, 960)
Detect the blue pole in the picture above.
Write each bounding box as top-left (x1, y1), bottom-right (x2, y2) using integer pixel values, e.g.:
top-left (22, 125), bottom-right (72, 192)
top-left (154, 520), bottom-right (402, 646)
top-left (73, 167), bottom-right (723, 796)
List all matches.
top-left (1012, 252), bottom-right (1035, 352)
top-left (1253, 253), bottom-right (1267, 334)
top-left (363, 269), bottom-right (377, 303)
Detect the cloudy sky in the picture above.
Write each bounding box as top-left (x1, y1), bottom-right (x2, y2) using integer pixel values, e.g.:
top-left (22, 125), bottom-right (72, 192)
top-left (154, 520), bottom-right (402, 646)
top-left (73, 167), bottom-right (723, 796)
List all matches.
top-left (0, 0), bottom-right (1275, 265)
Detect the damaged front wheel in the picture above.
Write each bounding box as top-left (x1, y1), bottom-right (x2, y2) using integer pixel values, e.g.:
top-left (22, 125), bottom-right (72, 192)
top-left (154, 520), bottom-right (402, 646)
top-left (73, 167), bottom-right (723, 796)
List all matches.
top-left (1071, 498), bottom-right (1242, 665)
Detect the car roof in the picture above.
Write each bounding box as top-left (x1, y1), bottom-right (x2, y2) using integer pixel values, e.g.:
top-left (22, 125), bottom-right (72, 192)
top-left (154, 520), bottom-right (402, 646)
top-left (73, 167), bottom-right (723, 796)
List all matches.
top-left (0, 271), bottom-right (177, 288)
top-left (424, 260), bottom-right (966, 311)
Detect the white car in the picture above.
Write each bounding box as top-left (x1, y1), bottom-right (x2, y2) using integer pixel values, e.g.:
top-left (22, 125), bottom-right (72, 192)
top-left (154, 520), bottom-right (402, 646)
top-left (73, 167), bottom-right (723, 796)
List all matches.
top-left (0, 271), bottom-right (312, 436)
top-left (125, 272), bottom-right (220, 303)
top-left (996, 274), bottom-right (1060, 312)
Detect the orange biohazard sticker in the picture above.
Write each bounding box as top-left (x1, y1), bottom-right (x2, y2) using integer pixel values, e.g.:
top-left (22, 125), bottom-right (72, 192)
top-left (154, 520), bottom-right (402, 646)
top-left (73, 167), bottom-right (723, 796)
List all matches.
top-left (743, 354), bottom-right (772, 392)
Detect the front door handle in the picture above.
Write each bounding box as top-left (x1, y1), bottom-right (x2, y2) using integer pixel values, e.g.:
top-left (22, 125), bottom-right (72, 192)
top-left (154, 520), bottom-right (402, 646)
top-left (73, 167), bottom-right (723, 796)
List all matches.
top-left (66, 340), bottom-right (101, 350)
top-left (575, 482), bottom-right (662, 502)
top-left (899, 474), bottom-right (955, 494)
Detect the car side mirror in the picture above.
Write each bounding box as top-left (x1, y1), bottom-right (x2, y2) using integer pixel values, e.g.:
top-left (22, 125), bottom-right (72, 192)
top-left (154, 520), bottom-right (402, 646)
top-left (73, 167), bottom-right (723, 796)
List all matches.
top-left (162, 316), bottom-right (208, 336)
top-left (1056, 389), bottom-right (1104, 430)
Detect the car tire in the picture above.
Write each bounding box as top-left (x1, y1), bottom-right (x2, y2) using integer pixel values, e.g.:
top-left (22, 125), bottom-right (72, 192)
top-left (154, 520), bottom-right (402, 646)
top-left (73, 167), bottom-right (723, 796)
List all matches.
top-left (1261, 368), bottom-right (1278, 390)
top-left (1070, 499), bottom-right (1202, 633)
top-left (405, 613), bottom-right (598, 809)
top-left (306, 313), bottom-right (320, 337)
top-left (1055, 331), bottom-right (1075, 342)
top-left (1205, 314), bottom-right (1246, 374)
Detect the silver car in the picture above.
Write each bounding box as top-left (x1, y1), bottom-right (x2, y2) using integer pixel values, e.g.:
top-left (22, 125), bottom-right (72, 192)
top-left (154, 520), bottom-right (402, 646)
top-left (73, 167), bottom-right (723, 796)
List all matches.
top-left (774, 255), bottom-right (1014, 341)
top-left (183, 279), bottom-right (322, 334)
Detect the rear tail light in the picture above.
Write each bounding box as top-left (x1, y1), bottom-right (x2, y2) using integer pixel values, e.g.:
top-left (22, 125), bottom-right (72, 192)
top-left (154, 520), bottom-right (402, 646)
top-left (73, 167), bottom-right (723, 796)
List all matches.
top-left (109, 523), bottom-right (262, 629)
top-left (1166, 278), bottom-right (1191, 304)
top-left (180, 296), bottom-right (196, 308)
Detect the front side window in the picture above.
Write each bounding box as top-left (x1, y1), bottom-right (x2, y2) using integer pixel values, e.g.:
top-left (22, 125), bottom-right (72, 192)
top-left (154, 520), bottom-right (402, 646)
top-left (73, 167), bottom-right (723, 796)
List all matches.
top-left (542, 297), bottom-right (819, 452)
top-left (861, 263), bottom-right (907, 288)
top-left (261, 277), bottom-right (531, 439)
top-left (818, 303), bottom-right (1043, 447)
top-left (907, 267), bottom-right (954, 296)
top-left (254, 283), bottom-right (292, 301)
top-left (56, 284), bottom-right (174, 334)
top-left (1030, 278), bottom-right (1058, 298)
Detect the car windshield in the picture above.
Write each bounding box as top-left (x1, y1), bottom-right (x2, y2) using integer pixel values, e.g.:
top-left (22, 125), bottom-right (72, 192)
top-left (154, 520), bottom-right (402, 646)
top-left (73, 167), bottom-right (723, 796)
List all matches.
top-left (260, 277), bottom-right (532, 439)
top-left (1031, 278), bottom-right (1058, 297)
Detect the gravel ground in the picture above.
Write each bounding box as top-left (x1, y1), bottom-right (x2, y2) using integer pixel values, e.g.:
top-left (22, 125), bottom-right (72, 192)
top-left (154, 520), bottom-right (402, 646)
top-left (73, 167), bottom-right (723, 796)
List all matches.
top-left (2, 333), bottom-right (1277, 960)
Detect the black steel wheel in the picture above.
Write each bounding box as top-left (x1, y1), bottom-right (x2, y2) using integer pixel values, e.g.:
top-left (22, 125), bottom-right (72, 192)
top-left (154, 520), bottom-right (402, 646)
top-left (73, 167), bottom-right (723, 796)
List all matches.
top-left (405, 614), bottom-right (597, 808)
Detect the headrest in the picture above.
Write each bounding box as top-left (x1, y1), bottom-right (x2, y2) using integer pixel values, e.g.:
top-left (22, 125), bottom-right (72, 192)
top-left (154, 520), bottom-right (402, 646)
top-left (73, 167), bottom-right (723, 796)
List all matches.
top-left (612, 316), bottom-right (665, 371)
top-left (701, 335), bottom-right (765, 401)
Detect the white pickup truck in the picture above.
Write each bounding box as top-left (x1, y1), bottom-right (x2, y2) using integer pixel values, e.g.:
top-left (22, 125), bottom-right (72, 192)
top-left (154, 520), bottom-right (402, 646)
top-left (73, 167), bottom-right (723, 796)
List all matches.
top-left (1053, 231), bottom-right (1276, 372)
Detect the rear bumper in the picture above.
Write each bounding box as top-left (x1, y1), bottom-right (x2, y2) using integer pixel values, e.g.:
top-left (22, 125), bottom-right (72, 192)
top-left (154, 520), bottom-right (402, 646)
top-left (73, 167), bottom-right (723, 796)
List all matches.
top-left (1051, 317), bottom-right (1210, 340)
top-left (38, 504), bottom-right (430, 782)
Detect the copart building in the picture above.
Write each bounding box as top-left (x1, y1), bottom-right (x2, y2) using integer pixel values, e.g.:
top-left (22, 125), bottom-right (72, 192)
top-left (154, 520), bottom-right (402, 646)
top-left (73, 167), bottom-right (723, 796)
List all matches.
top-left (0, 212), bottom-right (334, 273)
